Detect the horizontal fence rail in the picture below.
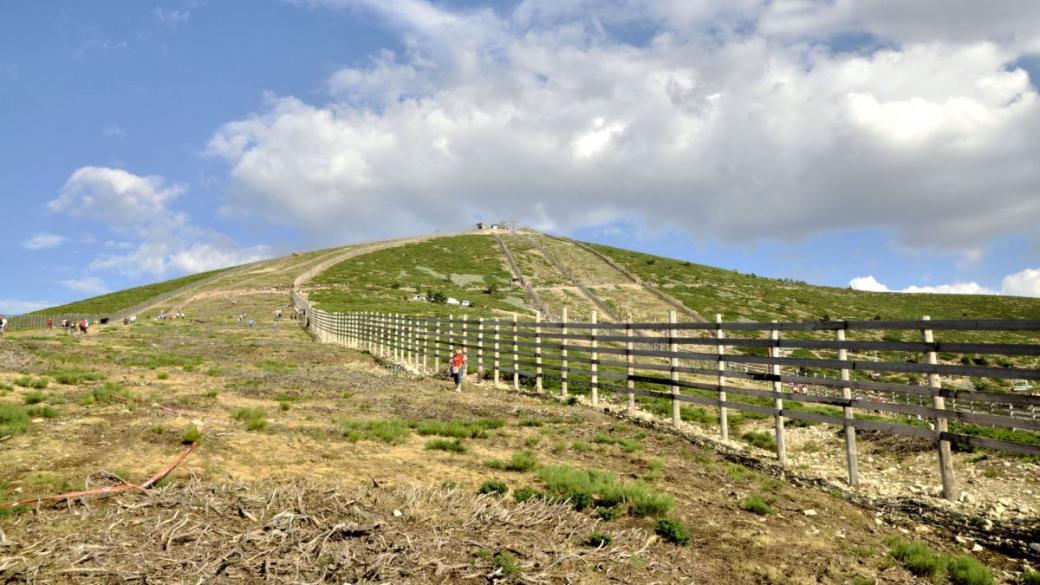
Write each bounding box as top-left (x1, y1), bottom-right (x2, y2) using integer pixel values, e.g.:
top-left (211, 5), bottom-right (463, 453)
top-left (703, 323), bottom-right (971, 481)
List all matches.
top-left (291, 294), bottom-right (1040, 501)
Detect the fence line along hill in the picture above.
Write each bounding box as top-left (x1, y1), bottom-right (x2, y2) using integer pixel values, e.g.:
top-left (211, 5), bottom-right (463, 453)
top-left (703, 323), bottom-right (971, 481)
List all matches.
top-left (2, 228), bottom-right (1039, 583)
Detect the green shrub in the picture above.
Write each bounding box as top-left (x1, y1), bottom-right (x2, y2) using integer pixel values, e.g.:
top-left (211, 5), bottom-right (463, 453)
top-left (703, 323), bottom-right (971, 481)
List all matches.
top-left (426, 438), bottom-right (467, 453)
top-left (0, 404), bottom-right (31, 436)
top-left (523, 435), bottom-right (541, 448)
top-left (205, 388), bottom-right (219, 398)
top-left (537, 465), bottom-right (672, 516)
top-left (23, 391), bottom-right (47, 405)
top-left (49, 368), bottom-right (105, 385)
top-left (493, 552), bottom-right (519, 577)
top-left (849, 577), bottom-right (875, 585)
top-left (741, 431), bottom-right (777, 451)
top-left (887, 538), bottom-right (946, 581)
top-left (13, 376), bottom-right (33, 387)
top-left (1022, 568), bottom-right (1040, 585)
top-left (232, 408), bottom-right (268, 431)
top-left (585, 531), bottom-right (613, 547)
top-left (478, 479), bottom-right (508, 496)
top-left (182, 425), bottom-right (202, 444)
top-left (413, 418), bottom-right (504, 439)
top-left (596, 506), bottom-right (624, 521)
top-left (518, 418), bottom-right (544, 427)
top-left (513, 486), bottom-right (543, 503)
top-left (570, 440), bottom-right (591, 452)
top-left (26, 405), bottom-right (59, 418)
top-left (739, 494), bottom-right (773, 516)
top-left (28, 377), bottom-right (49, 390)
top-left (499, 450), bottom-right (538, 472)
top-left (90, 382), bottom-right (131, 404)
top-left (653, 518), bottom-right (691, 546)
top-left (946, 555), bottom-right (993, 585)
top-left (338, 419), bottom-right (411, 444)
top-left (156, 371), bottom-right (170, 380)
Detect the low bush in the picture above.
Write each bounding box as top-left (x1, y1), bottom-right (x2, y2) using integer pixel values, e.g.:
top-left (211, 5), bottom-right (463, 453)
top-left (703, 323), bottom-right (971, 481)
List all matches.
top-left (48, 368), bottom-right (105, 385)
top-left (946, 554), bottom-right (993, 585)
top-left (478, 479), bottom-right (508, 496)
top-left (653, 518), bottom-right (691, 545)
top-left (0, 404), bottom-right (30, 436)
top-left (182, 425), bottom-right (202, 444)
top-left (596, 506), bottom-right (624, 521)
top-left (739, 494), bottom-right (773, 516)
top-left (537, 465), bottom-right (673, 517)
top-left (584, 531), bottom-right (613, 547)
top-left (13, 376), bottom-right (33, 387)
top-left (426, 438), bottom-right (467, 453)
top-left (89, 382), bottom-right (131, 405)
top-left (1022, 568), bottom-right (1040, 585)
top-left (412, 418), bottom-right (504, 439)
top-left (488, 450), bottom-right (538, 472)
top-left (887, 538), bottom-right (946, 582)
top-left (493, 552), bottom-right (519, 577)
top-left (513, 486), bottom-right (543, 503)
top-left (741, 431), bottom-right (777, 452)
top-left (26, 405), bottom-right (59, 418)
top-left (232, 408), bottom-right (268, 432)
top-left (338, 419), bottom-right (411, 444)
top-left (23, 391), bottom-right (47, 405)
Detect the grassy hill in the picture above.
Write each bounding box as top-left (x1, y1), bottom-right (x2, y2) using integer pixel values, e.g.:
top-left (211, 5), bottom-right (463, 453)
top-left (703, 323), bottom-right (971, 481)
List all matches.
top-left (304, 232), bottom-right (1040, 326)
top-left (31, 267), bottom-right (231, 316)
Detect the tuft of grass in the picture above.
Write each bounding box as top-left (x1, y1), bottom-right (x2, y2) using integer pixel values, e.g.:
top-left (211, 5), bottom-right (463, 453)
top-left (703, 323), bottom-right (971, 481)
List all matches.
top-left (156, 371), bottom-right (170, 380)
top-left (739, 494), bottom-right (773, 516)
top-left (48, 368), bottom-right (105, 385)
top-left (523, 435), bottom-right (541, 448)
top-left (493, 552), bottom-right (520, 577)
top-left (887, 537), bottom-right (946, 582)
top-left (478, 479), bottom-right (508, 496)
top-left (849, 577), bottom-right (875, 585)
top-left (486, 450), bottom-right (538, 472)
top-left (23, 390), bottom-right (47, 405)
top-left (28, 377), bottom-right (49, 390)
top-left (89, 382), bottom-right (131, 405)
top-left (232, 408), bottom-right (268, 431)
top-left (412, 418), bottom-right (504, 439)
top-left (518, 418), bottom-right (544, 427)
top-left (741, 431), bottom-right (777, 452)
top-left (338, 419), bottom-right (411, 444)
top-left (570, 440), bottom-right (591, 452)
top-left (653, 518), bottom-right (691, 546)
top-left (585, 531), bottom-right (613, 548)
top-left (946, 555), bottom-right (993, 585)
top-left (513, 486), bottom-right (543, 503)
top-left (426, 438), bottom-right (468, 453)
top-left (26, 405), bottom-right (59, 418)
top-left (0, 404), bottom-right (31, 436)
top-left (182, 425), bottom-right (202, 444)
top-left (725, 463), bottom-right (756, 482)
top-left (205, 388), bottom-right (219, 398)
top-left (13, 375), bottom-right (33, 387)
top-left (1022, 568), bottom-right (1040, 585)
top-left (596, 506), bottom-right (624, 521)
top-left (537, 465), bottom-right (673, 516)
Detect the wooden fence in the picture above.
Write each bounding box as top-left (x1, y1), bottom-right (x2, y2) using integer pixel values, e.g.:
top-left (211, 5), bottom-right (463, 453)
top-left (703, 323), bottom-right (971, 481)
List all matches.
top-left (294, 294), bottom-right (1040, 500)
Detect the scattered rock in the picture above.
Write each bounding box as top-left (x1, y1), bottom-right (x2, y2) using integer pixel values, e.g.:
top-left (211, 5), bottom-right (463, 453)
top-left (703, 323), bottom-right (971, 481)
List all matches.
top-left (802, 509), bottom-right (817, 517)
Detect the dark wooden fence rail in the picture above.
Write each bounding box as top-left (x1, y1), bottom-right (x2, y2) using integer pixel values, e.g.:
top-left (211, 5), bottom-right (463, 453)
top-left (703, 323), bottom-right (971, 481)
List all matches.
top-left (293, 292), bottom-right (1040, 501)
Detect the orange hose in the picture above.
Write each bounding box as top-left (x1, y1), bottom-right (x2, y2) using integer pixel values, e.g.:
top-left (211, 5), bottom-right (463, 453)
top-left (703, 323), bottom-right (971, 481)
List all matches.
top-left (1, 442), bottom-right (196, 509)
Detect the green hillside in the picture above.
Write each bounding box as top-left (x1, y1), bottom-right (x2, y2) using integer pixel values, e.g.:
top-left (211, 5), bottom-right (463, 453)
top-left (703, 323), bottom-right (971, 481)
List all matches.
top-left (586, 242), bottom-right (1040, 323)
top-left (309, 235), bottom-right (526, 316)
top-left (32, 267), bottom-right (231, 316)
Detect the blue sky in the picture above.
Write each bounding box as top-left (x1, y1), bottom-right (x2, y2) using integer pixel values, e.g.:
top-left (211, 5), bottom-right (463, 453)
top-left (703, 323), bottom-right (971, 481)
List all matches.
top-left (3, 0), bottom-right (1040, 313)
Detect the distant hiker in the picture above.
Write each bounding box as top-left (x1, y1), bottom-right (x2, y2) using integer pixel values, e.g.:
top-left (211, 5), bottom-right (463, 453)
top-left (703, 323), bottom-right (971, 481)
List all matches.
top-left (47, 318), bottom-right (53, 331)
top-left (0, 315), bottom-right (7, 334)
top-left (79, 319), bottom-right (88, 335)
top-left (449, 348), bottom-right (467, 392)
top-left (247, 318), bottom-right (255, 329)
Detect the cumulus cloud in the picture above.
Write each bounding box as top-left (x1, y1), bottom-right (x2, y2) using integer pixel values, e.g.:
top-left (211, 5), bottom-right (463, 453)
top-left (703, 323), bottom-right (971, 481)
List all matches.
top-left (850, 270), bottom-right (1040, 297)
top-left (48, 166), bottom-right (271, 278)
top-left (208, 0), bottom-right (1040, 252)
top-left (22, 233), bottom-right (66, 250)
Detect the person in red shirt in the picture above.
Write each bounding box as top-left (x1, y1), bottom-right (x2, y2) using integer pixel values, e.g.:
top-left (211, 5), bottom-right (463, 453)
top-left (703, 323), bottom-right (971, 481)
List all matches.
top-left (449, 348), bottom-right (467, 392)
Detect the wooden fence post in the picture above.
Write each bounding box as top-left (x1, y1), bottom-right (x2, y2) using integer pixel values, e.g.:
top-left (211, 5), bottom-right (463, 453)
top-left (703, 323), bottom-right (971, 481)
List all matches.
top-left (716, 314), bottom-right (729, 442)
top-left (669, 310), bottom-right (680, 427)
top-left (626, 319), bottom-right (635, 413)
top-left (421, 317), bottom-right (428, 372)
top-left (837, 327), bottom-right (857, 484)
top-left (771, 322), bottom-right (787, 465)
top-left (561, 307), bottom-right (569, 398)
top-left (512, 313), bottom-right (520, 390)
top-left (922, 316), bottom-right (957, 500)
top-left (434, 320), bottom-right (441, 372)
top-left (462, 316), bottom-right (469, 376)
top-left (493, 318), bottom-right (501, 386)
top-left (448, 314), bottom-right (455, 369)
top-left (478, 317), bottom-right (485, 384)
top-left (590, 310), bottom-right (598, 406)
top-left (535, 311), bottom-right (543, 392)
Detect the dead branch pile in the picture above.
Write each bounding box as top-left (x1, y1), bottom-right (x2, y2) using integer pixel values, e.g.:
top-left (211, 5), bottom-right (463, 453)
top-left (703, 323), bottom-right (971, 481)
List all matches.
top-left (0, 479), bottom-right (685, 584)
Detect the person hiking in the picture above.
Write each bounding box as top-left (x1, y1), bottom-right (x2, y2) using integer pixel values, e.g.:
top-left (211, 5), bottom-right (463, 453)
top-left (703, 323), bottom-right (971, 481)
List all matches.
top-left (449, 348), bottom-right (467, 392)
top-left (0, 315), bottom-right (7, 334)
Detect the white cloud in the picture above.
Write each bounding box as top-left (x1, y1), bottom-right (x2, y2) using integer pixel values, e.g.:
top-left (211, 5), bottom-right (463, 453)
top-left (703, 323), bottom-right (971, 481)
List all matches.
top-left (48, 166), bottom-right (272, 278)
top-left (1001, 268), bottom-right (1040, 297)
top-left (848, 275), bottom-right (889, 292)
top-left (154, 7), bottom-right (192, 24)
top-left (208, 0), bottom-right (1040, 251)
top-left (22, 233), bottom-right (66, 250)
top-left (58, 277), bottom-right (109, 295)
top-left (850, 271), bottom-right (1040, 297)
top-left (0, 299), bottom-right (50, 315)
